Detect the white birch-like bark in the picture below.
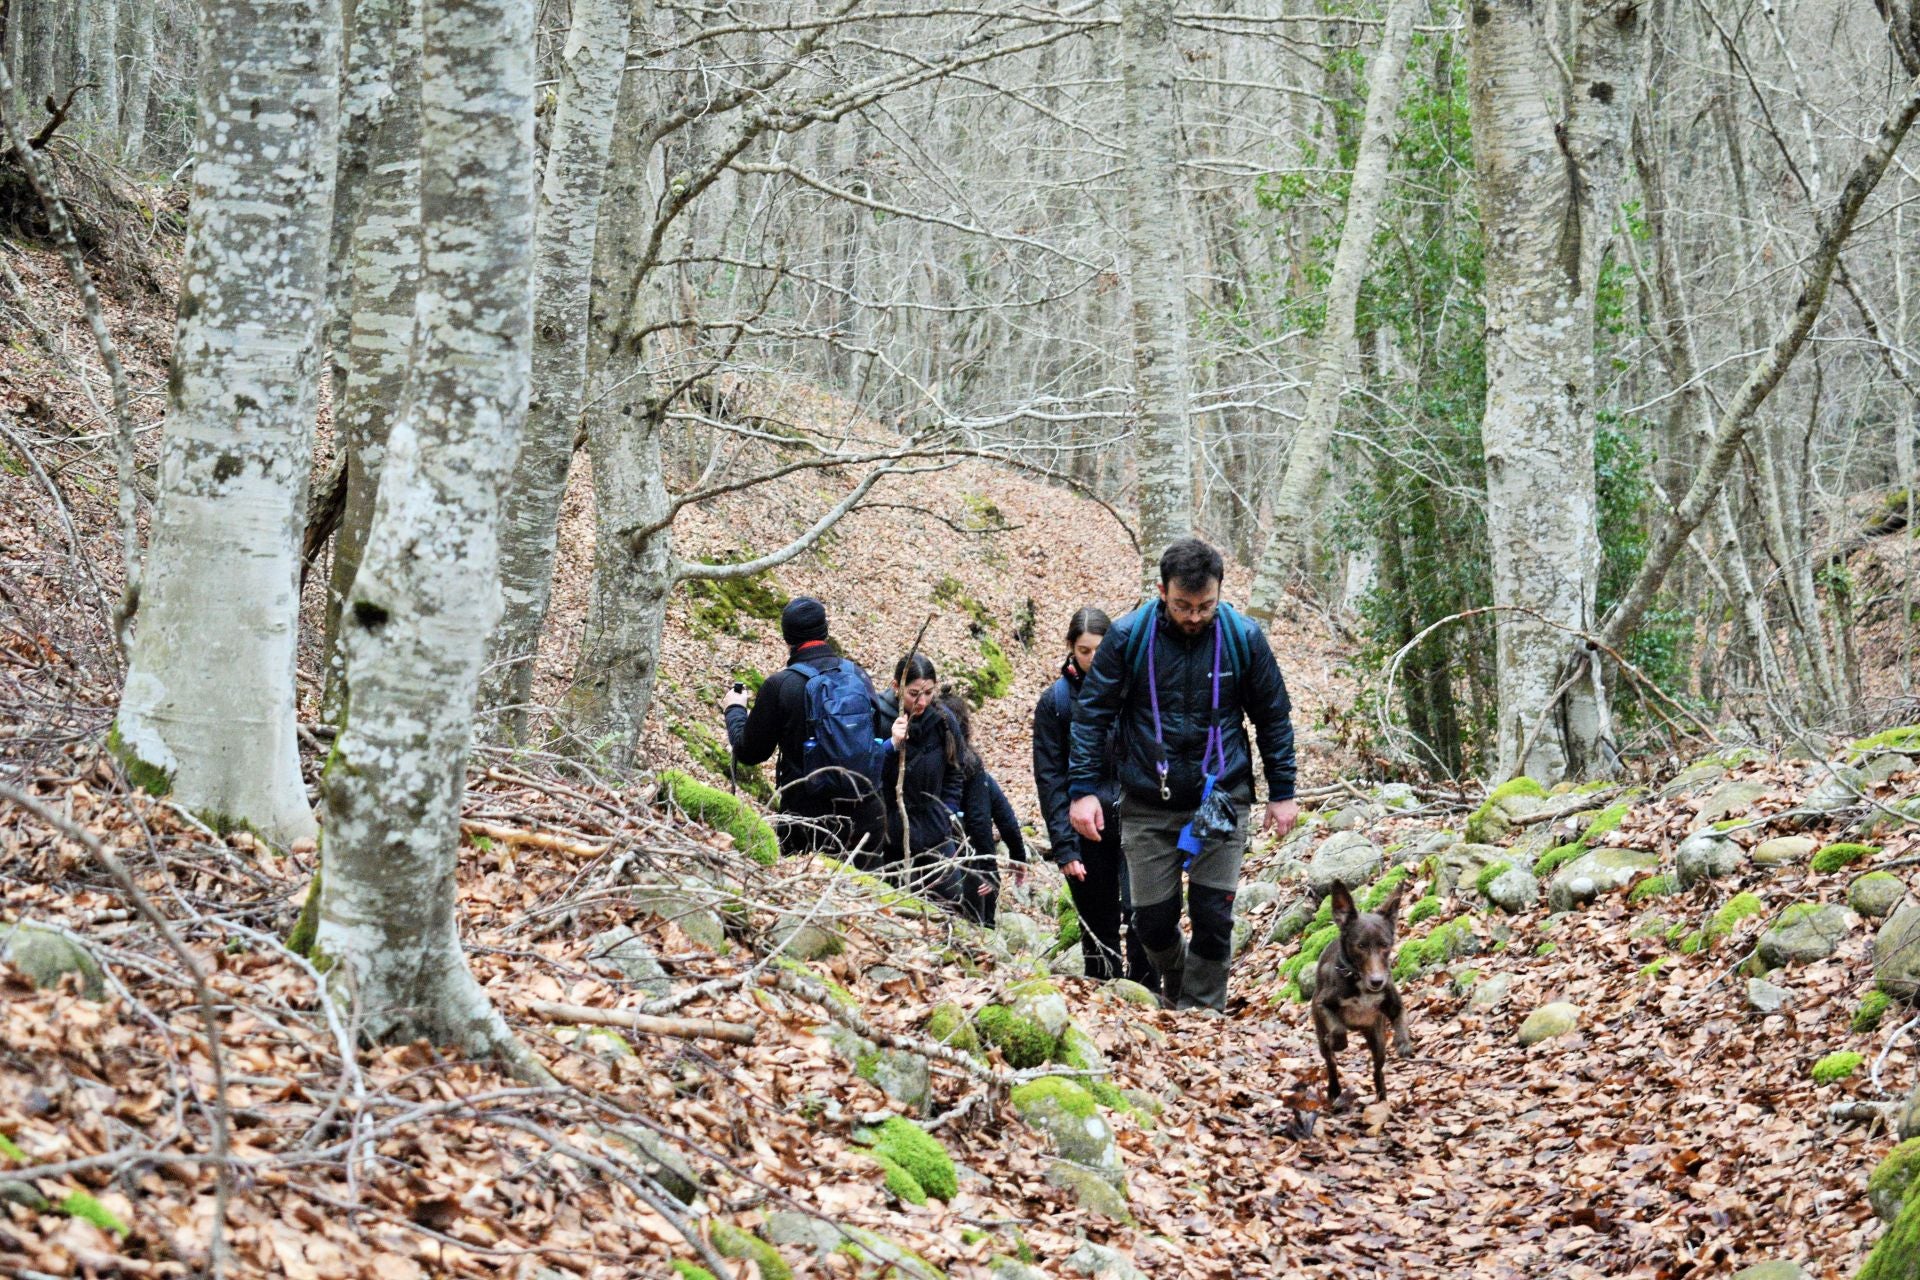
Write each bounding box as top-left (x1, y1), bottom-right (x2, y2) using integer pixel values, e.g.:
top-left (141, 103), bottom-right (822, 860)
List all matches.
top-left (118, 0), bottom-right (153, 164)
top-left (319, 0), bottom-right (423, 722)
top-left (1119, 0), bottom-right (1192, 588)
top-left (1247, 0), bottom-right (1419, 618)
top-left (111, 0), bottom-right (339, 845)
top-left (315, 0), bottom-right (536, 1054)
top-left (1469, 0), bottom-right (1645, 782)
top-left (479, 0), bottom-right (631, 740)
top-left (560, 40), bottom-right (671, 768)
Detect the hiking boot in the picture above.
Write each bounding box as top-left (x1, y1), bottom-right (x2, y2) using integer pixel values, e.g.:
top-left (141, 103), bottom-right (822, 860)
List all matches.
top-left (1175, 953), bottom-right (1229, 1013)
top-left (1144, 939), bottom-right (1186, 1009)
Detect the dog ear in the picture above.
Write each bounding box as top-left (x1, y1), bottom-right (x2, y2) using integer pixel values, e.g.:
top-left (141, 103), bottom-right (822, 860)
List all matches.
top-left (1377, 880), bottom-right (1404, 927)
top-left (1328, 880), bottom-right (1356, 925)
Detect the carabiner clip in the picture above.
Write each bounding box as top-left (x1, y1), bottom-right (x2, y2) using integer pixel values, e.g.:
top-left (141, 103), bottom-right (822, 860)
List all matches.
top-left (1157, 763), bottom-right (1170, 802)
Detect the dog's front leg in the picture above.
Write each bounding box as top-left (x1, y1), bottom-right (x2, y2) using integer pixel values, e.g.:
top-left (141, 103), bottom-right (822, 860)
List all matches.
top-left (1362, 1021), bottom-right (1388, 1100)
top-left (1312, 1005), bottom-right (1345, 1109)
top-left (1385, 986), bottom-right (1413, 1059)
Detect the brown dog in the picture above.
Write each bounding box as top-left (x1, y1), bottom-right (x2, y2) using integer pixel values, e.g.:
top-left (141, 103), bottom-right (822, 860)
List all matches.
top-left (1310, 879), bottom-right (1413, 1110)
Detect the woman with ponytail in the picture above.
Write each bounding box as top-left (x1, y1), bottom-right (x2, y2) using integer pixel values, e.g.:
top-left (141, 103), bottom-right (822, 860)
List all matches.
top-left (1032, 607), bottom-right (1156, 989)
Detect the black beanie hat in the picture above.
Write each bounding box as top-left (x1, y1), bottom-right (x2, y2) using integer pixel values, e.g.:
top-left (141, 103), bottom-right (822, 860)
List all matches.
top-left (781, 596), bottom-right (829, 646)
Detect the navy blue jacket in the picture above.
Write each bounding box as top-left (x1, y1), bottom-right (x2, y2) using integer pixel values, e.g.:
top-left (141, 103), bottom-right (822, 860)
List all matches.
top-left (1033, 658), bottom-right (1120, 862)
top-left (959, 768), bottom-right (1026, 872)
top-left (1067, 600), bottom-right (1296, 810)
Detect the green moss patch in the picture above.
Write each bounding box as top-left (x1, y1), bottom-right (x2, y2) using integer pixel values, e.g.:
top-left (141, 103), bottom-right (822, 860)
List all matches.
top-left (926, 1002), bottom-right (981, 1054)
top-left (933, 575), bottom-right (993, 629)
top-left (1361, 866), bottom-right (1411, 911)
top-left (856, 1117), bottom-right (956, 1203)
top-left (1813, 842), bottom-right (1879, 874)
top-left (1851, 725), bottom-right (1920, 760)
top-left (1861, 1184), bottom-right (1920, 1279)
top-left (952, 634), bottom-right (1014, 705)
top-left (669, 722), bottom-right (771, 803)
top-left (107, 722), bottom-right (175, 798)
top-left (1534, 844), bottom-right (1584, 879)
top-left (1473, 861), bottom-right (1513, 897)
top-left (673, 1264), bottom-right (720, 1280)
top-left (58, 1189), bottom-right (128, 1237)
top-left (975, 1004), bottom-right (1055, 1068)
top-left (1628, 874), bottom-right (1675, 904)
top-left (1465, 777), bottom-right (1547, 842)
top-left (659, 769), bottom-right (778, 865)
top-left (1811, 1050), bottom-right (1864, 1084)
top-left (1856, 989), bottom-right (1897, 1033)
top-left (1392, 916), bottom-right (1475, 982)
top-left (287, 869), bottom-right (322, 956)
top-left (683, 567), bottom-right (789, 640)
top-left (1009, 1075), bottom-right (1097, 1119)
top-left (711, 1223), bottom-right (792, 1280)
top-left (1705, 892), bottom-right (1765, 944)
top-left (1405, 895), bottom-right (1442, 927)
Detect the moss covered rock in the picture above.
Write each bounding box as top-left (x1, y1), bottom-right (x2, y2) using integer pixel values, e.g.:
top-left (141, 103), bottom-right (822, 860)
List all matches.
top-left (1758, 902), bottom-right (1852, 968)
top-left (1675, 830), bottom-right (1741, 888)
top-left (975, 1004), bottom-right (1057, 1068)
top-left (1813, 842), bottom-right (1878, 874)
top-left (1465, 777), bottom-right (1547, 844)
top-left (1546, 848), bottom-right (1661, 912)
top-left (1879, 907), bottom-right (1920, 998)
top-left (1044, 1159), bottom-right (1133, 1223)
top-left (1856, 989), bottom-right (1897, 1033)
top-left (711, 1223), bottom-right (792, 1280)
top-left (1752, 836), bottom-right (1817, 867)
top-left (1518, 1002), bottom-right (1579, 1047)
top-left (1706, 892), bottom-right (1766, 946)
top-left (1811, 1050), bottom-right (1863, 1085)
top-left (1009, 1077), bottom-right (1123, 1185)
top-left (856, 1117), bottom-right (956, 1203)
top-left (1859, 1185), bottom-right (1920, 1280)
top-left (1870, 1137), bottom-right (1920, 1221)
top-left (1853, 872), bottom-right (1908, 919)
top-left (925, 1002), bottom-right (982, 1055)
top-left (0, 920), bottom-right (105, 1000)
top-left (658, 770), bottom-right (778, 865)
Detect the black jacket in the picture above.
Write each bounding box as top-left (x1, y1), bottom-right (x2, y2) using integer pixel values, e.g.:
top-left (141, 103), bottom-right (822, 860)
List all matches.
top-left (724, 641), bottom-right (877, 811)
top-left (871, 691), bottom-right (967, 857)
top-left (959, 768), bottom-right (1026, 873)
top-left (1068, 600), bottom-right (1296, 810)
top-left (1032, 658), bottom-right (1120, 862)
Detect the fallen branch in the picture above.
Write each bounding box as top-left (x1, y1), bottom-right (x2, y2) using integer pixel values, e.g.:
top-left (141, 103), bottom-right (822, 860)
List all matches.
top-left (462, 820), bottom-right (608, 859)
top-left (1828, 1099), bottom-right (1901, 1126)
top-left (521, 997), bottom-right (758, 1045)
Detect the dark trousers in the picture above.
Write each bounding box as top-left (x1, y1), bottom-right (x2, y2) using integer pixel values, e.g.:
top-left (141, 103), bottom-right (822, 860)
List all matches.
top-left (1065, 810), bottom-right (1156, 989)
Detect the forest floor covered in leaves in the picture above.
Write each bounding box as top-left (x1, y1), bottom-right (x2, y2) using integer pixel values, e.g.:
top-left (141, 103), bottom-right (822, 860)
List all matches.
top-left (2, 740), bottom-right (1920, 1278)
top-left (6, 202), bottom-right (1920, 1280)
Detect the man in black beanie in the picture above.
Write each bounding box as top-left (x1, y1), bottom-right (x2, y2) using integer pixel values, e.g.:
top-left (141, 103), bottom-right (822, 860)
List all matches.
top-left (723, 597), bottom-right (887, 861)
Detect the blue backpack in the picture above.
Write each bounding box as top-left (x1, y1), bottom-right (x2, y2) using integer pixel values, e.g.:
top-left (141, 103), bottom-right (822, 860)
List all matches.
top-left (792, 658), bottom-right (881, 802)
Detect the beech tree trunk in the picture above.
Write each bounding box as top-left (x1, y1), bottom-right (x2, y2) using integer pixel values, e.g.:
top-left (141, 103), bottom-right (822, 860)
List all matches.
top-left (1119, 0), bottom-right (1192, 587)
top-left (111, 0), bottom-right (339, 845)
top-left (1469, 0), bottom-right (1646, 782)
top-left (315, 0), bottom-right (537, 1056)
top-left (319, 0), bottom-right (424, 721)
top-left (479, 0), bottom-right (631, 741)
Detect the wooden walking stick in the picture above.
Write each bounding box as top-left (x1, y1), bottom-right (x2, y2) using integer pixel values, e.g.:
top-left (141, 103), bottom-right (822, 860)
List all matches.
top-left (894, 611), bottom-right (937, 859)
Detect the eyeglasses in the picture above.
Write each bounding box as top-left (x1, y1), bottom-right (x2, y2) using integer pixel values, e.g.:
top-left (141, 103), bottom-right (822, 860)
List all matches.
top-left (1166, 598), bottom-right (1218, 622)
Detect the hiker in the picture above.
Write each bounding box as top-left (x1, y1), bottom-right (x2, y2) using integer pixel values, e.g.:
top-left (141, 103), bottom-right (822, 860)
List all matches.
top-left (1033, 606), bottom-right (1157, 990)
top-left (872, 653), bottom-right (968, 904)
top-left (940, 690), bottom-right (1029, 928)
top-left (722, 596), bottom-right (886, 861)
top-left (1067, 538), bottom-right (1299, 1012)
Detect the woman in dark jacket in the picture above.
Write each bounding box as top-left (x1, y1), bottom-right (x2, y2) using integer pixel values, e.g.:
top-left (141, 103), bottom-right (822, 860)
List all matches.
top-left (874, 653), bottom-right (967, 903)
top-left (939, 691), bottom-right (1028, 927)
top-left (1033, 607), bottom-right (1155, 989)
